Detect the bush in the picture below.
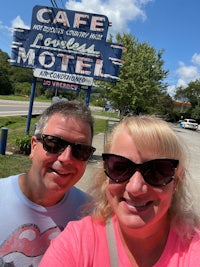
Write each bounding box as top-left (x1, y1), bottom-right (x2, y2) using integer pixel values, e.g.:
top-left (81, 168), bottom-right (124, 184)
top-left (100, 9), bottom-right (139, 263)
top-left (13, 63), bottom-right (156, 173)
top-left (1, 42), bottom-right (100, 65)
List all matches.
top-left (15, 135), bottom-right (31, 155)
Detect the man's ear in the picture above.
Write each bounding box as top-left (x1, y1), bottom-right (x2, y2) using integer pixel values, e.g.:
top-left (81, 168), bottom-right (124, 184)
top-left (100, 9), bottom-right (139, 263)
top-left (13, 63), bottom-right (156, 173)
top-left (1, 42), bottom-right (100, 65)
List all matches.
top-left (29, 136), bottom-right (37, 159)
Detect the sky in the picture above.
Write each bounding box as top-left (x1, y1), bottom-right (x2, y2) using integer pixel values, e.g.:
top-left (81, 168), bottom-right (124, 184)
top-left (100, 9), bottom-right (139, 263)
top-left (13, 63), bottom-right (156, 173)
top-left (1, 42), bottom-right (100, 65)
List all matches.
top-left (1, 0), bottom-right (200, 96)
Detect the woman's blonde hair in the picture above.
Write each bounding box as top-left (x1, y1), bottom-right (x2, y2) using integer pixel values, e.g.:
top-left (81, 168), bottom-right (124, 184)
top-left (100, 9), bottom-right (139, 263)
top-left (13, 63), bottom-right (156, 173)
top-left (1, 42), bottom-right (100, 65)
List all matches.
top-left (88, 115), bottom-right (200, 239)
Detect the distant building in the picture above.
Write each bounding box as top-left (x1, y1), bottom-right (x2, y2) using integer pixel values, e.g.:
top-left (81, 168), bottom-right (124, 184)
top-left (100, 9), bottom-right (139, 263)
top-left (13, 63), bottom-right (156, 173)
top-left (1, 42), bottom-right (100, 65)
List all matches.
top-left (173, 100), bottom-right (191, 113)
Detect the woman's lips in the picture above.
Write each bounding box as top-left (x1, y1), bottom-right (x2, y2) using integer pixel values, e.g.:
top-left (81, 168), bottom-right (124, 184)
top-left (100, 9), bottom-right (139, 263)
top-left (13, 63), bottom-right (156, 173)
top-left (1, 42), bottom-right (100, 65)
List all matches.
top-left (122, 198), bottom-right (153, 211)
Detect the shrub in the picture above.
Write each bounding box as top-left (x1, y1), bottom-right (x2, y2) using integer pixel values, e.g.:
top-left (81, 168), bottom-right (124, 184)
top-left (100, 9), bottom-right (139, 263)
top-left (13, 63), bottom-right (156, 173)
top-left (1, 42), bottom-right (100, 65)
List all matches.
top-left (15, 135), bottom-right (31, 155)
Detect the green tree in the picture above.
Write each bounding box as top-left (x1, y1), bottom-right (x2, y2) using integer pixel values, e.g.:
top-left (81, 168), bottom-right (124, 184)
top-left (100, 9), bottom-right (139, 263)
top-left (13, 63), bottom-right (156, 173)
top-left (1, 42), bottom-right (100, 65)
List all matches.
top-left (0, 50), bottom-right (13, 94)
top-left (174, 79), bottom-right (200, 120)
top-left (0, 49), bottom-right (33, 96)
top-left (157, 93), bottom-right (176, 121)
top-left (105, 34), bottom-right (169, 116)
top-left (10, 66), bottom-right (33, 96)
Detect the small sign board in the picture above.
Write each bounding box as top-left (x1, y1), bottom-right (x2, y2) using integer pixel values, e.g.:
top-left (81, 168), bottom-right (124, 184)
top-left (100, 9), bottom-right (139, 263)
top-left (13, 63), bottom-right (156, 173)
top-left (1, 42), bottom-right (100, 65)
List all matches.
top-left (34, 68), bottom-right (93, 86)
top-left (42, 79), bottom-right (81, 91)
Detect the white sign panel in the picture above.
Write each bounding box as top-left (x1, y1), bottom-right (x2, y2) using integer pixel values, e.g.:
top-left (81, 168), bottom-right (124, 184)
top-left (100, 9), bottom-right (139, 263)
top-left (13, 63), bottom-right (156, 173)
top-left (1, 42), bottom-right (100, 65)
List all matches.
top-left (33, 68), bottom-right (94, 86)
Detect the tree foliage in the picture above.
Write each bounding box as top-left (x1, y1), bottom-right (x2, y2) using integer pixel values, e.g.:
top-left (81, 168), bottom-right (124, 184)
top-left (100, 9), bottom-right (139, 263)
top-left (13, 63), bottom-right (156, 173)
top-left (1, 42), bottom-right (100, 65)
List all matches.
top-left (105, 34), bottom-right (169, 116)
top-left (0, 49), bottom-right (33, 96)
top-left (0, 50), bottom-right (13, 94)
top-left (174, 79), bottom-right (200, 120)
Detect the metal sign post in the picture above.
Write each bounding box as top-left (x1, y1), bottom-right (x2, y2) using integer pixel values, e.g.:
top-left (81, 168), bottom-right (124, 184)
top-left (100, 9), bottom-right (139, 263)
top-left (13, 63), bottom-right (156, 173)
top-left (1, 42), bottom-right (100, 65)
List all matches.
top-left (85, 86), bottom-right (92, 106)
top-left (25, 76), bottom-right (37, 135)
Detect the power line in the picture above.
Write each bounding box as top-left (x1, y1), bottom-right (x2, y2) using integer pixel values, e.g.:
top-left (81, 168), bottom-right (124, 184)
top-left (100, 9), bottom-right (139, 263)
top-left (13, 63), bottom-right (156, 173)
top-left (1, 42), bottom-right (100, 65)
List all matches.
top-left (50, 0), bottom-right (58, 8)
top-left (50, 0), bottom-right (66, 9)
top-left (60, 0), bottom-right (66, 9)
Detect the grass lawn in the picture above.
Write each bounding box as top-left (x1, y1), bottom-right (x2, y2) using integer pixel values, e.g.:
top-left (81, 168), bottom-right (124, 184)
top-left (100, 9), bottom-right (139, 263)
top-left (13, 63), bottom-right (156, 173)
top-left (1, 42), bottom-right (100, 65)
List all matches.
top-left (0, 155), bottom-right (31, 178)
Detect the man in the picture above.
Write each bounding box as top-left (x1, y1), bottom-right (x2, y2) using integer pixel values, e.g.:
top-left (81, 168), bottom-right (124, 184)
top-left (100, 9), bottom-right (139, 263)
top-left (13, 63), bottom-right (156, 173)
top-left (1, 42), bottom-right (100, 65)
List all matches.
top-left (0, 100), bottom-right (96, 266)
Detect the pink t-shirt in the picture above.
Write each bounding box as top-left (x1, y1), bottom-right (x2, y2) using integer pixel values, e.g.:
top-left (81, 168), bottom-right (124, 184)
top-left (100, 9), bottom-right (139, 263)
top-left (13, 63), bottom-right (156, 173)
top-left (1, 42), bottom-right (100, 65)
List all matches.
top-left (39, 216), bottom-right (200, 267)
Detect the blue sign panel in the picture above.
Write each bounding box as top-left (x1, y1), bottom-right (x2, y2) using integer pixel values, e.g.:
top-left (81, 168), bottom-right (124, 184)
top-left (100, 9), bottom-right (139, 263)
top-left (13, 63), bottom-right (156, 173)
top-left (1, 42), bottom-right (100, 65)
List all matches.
top-left (31, 5), bottom-right (109, 41)
top-left (10, 6), bottom-right (123, 85)
top-left (11, 28), bottom-right (123, 84)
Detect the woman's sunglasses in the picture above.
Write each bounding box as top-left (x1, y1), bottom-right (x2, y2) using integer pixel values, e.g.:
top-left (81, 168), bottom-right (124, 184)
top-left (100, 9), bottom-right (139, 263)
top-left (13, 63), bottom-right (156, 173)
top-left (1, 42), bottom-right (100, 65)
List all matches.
top-left (36, 134), bottom-right (96, 161)
top-left (102, 153), bottom-right (179, 187)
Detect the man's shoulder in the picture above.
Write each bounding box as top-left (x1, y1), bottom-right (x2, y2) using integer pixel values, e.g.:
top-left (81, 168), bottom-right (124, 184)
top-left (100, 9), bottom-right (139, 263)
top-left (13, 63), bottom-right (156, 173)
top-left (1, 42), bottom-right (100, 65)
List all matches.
top-left (0, 174), bottom-right (19, 184)
top-left (66, 187), bottom-right (92, 206)
top-left (68, 186), bottom-right (90, 199)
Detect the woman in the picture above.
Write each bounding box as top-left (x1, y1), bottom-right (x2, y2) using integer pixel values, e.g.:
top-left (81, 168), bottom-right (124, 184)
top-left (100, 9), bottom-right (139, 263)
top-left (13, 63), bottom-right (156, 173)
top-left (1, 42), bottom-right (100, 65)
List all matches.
top-left (39, 115), bottom-right (200, 267)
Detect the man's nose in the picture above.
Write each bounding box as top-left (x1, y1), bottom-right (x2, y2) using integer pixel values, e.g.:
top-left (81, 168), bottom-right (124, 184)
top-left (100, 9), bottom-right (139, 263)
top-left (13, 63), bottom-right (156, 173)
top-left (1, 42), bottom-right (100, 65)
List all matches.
top-left (57, 145), bottom-right (73, 162)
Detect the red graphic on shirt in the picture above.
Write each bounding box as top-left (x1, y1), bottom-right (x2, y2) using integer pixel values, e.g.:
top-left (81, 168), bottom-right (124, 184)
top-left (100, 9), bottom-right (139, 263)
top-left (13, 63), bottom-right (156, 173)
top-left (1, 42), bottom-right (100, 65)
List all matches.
top-left (0, 224), bottom-right (61, 265)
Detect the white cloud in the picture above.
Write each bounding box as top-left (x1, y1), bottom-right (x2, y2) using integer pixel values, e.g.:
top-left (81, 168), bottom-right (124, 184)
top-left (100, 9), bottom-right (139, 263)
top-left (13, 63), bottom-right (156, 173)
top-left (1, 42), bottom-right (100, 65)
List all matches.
top-left (167, 85), bottom-right (177, 97)
top-left (191, 53), bottom-right (200, 65)
top-left (167, 58), bottom-right (200, 96)
top-left (176, 61), bottom-right (200, 86)
top-left (176, 78), bottom-right (187, 88)
top-left (65, 0), bottom-right (153, 35)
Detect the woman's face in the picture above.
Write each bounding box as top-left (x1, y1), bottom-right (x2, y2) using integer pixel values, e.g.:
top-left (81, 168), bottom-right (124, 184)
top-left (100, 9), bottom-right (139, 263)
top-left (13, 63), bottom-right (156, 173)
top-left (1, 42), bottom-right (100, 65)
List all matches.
top-left (106, 129), bottom-right (176, 234)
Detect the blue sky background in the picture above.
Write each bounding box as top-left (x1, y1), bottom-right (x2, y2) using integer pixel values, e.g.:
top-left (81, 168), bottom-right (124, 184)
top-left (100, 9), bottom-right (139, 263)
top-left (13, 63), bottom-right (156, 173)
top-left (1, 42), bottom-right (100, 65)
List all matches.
top-left (1, 0), bottom-right (200, 96)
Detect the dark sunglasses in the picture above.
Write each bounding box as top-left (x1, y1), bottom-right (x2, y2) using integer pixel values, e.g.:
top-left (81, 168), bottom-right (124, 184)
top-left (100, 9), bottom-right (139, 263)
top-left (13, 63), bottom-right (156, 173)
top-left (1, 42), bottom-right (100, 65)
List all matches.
top-left (102, 153), bottom-right (179, 187)
top-left (36, 134), bottom-right (96, 161)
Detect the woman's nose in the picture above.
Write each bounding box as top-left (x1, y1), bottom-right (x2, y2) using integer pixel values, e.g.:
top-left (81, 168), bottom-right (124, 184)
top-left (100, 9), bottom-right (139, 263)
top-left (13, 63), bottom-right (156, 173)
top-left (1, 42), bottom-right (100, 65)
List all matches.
top-left (125, 171), bottom-right (148, 195)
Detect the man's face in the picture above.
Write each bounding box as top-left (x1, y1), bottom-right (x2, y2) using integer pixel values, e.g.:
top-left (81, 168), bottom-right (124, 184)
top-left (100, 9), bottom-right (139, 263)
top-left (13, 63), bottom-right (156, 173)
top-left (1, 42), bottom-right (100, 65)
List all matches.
top-left (30, 114), bottom-right (92, 195)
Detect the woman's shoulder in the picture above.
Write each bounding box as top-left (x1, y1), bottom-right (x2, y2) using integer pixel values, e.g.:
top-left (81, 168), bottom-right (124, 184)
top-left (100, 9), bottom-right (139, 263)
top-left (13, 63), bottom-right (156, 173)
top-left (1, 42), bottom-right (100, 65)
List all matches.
top-left (40, 217), bottom-right (110, 266)
top-left (59, 216), bottom-right (108, 256)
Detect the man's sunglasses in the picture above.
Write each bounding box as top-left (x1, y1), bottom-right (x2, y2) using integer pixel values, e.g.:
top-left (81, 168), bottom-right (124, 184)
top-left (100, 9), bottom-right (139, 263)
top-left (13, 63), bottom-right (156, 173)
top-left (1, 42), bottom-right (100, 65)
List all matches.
top-left (36, 134), bottom-right (96, 161)
top-left (102, 153), bottom-right (179, 187)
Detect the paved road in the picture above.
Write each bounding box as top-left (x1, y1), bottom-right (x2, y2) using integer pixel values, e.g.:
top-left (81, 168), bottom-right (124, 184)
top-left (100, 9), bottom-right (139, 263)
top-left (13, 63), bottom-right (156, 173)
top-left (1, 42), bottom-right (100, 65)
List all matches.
top-left (173, 125), bottom-right (200, 182)
top-left (0, 99), bottom-right (50, 117)
top-left (0, 100), bottom-right (119, 121)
